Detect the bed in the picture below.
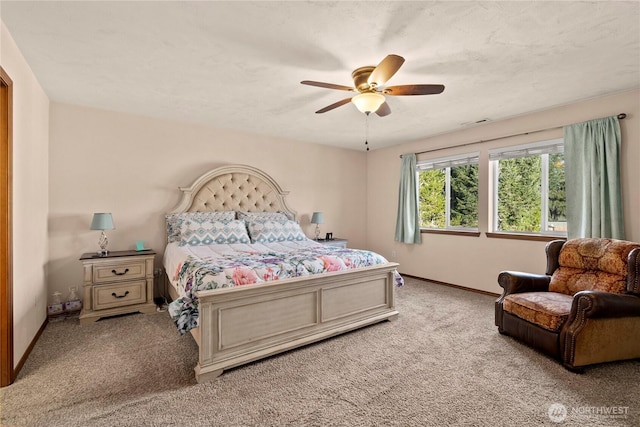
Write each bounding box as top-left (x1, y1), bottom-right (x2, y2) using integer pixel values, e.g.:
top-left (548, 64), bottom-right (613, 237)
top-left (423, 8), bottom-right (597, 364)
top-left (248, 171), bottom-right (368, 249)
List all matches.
top-left (164, 164), bottom-right (401, 383)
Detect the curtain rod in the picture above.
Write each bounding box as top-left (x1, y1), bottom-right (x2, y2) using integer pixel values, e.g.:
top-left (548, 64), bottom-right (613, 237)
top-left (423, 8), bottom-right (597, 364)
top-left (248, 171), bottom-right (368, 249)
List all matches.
top-left (401, 113), bottom-right (626, 158)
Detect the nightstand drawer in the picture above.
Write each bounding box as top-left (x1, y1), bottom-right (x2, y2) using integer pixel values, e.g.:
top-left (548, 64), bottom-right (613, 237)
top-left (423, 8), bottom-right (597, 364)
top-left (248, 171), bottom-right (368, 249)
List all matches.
top-left (93, 280), bottom-right (147, 310)
top-left (93, 260), bottom-right (146, 284)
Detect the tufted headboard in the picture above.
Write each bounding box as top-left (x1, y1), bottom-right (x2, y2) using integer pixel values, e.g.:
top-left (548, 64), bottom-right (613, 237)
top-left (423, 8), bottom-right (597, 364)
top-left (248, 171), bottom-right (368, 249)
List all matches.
top-left (169, 164), bottom-right (297, 219)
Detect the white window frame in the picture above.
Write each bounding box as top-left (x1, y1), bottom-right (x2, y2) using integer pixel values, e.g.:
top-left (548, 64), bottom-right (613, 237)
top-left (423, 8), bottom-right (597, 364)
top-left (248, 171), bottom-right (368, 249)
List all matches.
top-left (416, 152), bottom-right (480, 231)
top-left (489, 138), bottom-right (566, 236)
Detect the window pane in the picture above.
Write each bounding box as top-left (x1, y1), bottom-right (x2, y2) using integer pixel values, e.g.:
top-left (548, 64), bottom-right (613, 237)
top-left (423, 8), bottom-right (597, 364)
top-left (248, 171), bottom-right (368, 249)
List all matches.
top-left (450, 164), bottom-right (479, 227)
top-left (497, 156), bottom-right (542, 232)
top-left (418, 164), bottom-right (478, 230)
top-left (547, 153), bottom-right (566, 232)
top-left (418, 169), bottom-right (445, 228)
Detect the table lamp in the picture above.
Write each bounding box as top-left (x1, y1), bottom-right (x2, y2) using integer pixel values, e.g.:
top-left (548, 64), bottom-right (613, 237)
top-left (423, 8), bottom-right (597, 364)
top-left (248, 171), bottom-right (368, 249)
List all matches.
top-left (90, 213), bottom-right (115, 256)
top-left (311, 212), bottom-right (324, 241)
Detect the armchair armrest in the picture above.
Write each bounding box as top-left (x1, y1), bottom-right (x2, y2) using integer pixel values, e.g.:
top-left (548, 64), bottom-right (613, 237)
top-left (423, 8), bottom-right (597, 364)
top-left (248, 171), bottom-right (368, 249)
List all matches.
top-left (627, 248), bottom-right (640, 295)
top-left (497, 271), bottom-right (551, 296)
top-left (545, 240), bottom-right (565, 276)
top-left (561, 291), bottom-right (640, 369)
top-left (569, 291), bottom-right (640, 320)
top-left (495, 272), bottom-right (551, 330)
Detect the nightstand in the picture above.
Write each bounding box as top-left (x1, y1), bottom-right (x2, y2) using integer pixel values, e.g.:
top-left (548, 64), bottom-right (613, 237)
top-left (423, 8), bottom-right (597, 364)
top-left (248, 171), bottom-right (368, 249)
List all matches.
top-left (79, 250), bottom-right (157, 325)
top-left (316, 238), bottom-right (348, 248)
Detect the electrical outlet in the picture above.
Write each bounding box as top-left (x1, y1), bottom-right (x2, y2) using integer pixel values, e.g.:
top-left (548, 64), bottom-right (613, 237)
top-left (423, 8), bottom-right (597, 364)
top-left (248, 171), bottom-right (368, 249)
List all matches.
top-left (391, 250), bottom-right (397, 258)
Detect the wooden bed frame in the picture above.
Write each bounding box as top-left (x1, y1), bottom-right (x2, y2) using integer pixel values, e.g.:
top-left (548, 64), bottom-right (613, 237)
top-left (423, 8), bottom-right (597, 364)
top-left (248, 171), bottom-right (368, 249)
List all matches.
top-left (166, 164), bottom-right (399, 383)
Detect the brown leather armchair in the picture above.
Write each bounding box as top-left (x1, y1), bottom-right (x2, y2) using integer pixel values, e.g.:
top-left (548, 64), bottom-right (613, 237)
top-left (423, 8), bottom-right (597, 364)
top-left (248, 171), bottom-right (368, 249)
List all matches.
top-left (495, 238), bottom-right (640, 371)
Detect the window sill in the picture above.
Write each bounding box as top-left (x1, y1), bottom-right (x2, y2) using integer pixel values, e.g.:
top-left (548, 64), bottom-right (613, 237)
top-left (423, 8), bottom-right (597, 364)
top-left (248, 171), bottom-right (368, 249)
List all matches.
top-left (420, 229), bottom-right (481, 237)
top-left (485, 232), bottom-right (567, 242)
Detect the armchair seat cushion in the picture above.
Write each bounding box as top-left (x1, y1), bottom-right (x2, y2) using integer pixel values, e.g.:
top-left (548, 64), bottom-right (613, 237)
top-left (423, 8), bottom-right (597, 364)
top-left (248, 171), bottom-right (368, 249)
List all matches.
top-left (503, 292), bottom-right (573, 332)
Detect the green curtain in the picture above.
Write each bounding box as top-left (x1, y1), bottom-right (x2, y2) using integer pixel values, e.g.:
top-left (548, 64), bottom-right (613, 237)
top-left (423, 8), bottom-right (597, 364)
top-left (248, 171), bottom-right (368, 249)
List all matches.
top-left (395, 153), bottom-right (422, 244)
top-left (564, 116), bottom-right (624, 239)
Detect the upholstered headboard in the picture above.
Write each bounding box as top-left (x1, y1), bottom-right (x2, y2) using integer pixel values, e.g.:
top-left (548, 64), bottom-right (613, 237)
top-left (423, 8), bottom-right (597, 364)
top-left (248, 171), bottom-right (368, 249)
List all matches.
top-left (169, 164), bottom-right (297, 219)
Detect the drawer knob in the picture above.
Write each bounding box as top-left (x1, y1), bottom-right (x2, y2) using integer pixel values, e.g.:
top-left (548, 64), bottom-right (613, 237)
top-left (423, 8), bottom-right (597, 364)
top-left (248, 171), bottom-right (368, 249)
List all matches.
top-left (111, 291), bottom-right (130, 299)
top-left (111, 268), bottom-right (129, 276)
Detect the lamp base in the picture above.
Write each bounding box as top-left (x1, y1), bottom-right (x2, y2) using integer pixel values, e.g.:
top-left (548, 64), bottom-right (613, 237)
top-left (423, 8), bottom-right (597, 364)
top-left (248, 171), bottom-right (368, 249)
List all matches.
top-left (97, 231), bottom-right (109, 257)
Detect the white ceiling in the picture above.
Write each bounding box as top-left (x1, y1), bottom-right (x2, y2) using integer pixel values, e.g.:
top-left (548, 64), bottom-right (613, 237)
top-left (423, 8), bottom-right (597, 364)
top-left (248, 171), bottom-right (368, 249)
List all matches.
top-left (1, 1), bottom-right (639, 151)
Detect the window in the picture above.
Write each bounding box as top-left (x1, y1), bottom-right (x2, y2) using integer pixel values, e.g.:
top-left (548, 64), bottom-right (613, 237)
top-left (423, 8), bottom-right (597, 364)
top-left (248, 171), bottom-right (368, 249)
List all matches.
top-left (416, 153), bottom-right (479, 230)
top-left (489, 139), bottom-right (566, 235)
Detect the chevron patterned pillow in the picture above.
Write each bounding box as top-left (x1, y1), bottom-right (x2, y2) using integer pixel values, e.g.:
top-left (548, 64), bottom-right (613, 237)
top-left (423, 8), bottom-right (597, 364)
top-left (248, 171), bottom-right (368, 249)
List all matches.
top-left (166, 211), bottom-right (236, 243)
top-left (237, 211), bottom-right (293, 222)
top-left (178, 219), bottom-right (250, 246)
top-left (247, 219), bottom-right (307, 243)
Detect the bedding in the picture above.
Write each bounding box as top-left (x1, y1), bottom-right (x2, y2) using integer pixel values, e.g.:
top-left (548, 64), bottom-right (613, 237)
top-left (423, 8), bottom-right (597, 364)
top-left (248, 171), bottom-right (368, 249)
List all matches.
top-left (165, 239), bottom-right (404, 334)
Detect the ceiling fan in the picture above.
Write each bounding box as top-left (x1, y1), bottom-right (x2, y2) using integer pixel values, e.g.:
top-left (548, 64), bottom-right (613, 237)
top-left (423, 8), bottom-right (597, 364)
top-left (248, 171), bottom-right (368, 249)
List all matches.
top-left (301, 54), bottom-right (444, 117)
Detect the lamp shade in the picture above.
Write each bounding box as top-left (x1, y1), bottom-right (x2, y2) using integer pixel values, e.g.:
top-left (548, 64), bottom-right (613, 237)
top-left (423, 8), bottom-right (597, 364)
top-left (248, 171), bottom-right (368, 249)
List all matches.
top-left (351, 92), bottom-right (385, 114)
top-left (310, 212), bottom-right (324, 224)
top-left (90, 213), bottom-right (115, 231)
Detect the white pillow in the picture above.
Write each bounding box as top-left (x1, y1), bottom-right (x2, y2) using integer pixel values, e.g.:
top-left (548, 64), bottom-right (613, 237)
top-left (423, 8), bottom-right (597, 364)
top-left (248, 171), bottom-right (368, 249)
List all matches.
top-left (178, 219), bottom-right (250, 246)
top-left (247, 219), bottom-right (307, 243)
top-left (166, 211), bottom-right (235, 243)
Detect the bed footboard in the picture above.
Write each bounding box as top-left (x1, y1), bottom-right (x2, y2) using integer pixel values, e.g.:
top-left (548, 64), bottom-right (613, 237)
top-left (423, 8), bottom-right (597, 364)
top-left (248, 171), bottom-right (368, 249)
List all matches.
top-left (192, 263), bottom-right (399, 383)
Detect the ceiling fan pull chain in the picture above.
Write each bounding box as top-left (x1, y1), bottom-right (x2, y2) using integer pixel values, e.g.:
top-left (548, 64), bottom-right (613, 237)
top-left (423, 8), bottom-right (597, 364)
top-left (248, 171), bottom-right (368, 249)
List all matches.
top-left (364, 112), bottom-right (370, 151)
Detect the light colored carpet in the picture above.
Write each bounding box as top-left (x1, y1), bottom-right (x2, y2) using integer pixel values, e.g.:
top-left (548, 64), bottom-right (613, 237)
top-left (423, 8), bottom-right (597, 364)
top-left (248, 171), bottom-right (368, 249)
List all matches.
top-left (1, 277), bottom-right (638, 427)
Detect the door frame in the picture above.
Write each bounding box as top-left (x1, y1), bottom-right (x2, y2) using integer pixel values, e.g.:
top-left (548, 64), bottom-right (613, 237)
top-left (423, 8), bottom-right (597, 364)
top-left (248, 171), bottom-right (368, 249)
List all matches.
top-left (0, 66), bottom-right (14, 387)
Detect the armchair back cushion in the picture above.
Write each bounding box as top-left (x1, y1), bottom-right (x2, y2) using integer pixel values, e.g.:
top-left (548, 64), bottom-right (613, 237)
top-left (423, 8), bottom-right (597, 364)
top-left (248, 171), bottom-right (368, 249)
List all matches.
top-left (549, 239), bottom-right (639, 296)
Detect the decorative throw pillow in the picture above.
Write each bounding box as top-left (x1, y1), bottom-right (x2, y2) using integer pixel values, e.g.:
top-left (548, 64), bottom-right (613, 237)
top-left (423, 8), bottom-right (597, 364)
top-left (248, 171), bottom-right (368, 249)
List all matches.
top-left (178, 219), bottom-right (249, 246)
top-left (166, 211), bottom-right (235, 243)
top-left (247, 219), bottom-right (307, 243)
top-left (237, 211), bottom-right (294, 222)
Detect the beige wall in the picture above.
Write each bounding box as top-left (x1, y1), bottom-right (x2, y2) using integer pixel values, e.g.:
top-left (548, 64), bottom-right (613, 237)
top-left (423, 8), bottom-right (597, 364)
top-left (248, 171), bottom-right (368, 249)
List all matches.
top-left (367, 89), bottom-right (640, 294)
top-left (47, 103), bottom-right (368, 298)
top-left (1, 22), bottom-right (50, 367)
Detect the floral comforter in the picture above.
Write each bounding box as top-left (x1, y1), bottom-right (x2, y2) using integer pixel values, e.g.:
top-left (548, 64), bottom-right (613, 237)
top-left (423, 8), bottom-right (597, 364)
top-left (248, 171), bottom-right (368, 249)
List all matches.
top-left (167, 243), bottom-right (403, 334)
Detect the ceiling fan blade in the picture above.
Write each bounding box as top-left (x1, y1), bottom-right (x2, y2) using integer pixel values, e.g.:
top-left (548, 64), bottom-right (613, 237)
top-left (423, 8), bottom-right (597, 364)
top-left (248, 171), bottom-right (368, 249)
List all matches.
top-left (301, 80), bottom-right (355, 92)
top-left (375, 102), bottom-right (391, 117)
top-left (384, 84), bottom-right (445, 96)
top-left (368, 54), bottom-right (405, 86)
top-left (315, 97), bottom-right (352, 114)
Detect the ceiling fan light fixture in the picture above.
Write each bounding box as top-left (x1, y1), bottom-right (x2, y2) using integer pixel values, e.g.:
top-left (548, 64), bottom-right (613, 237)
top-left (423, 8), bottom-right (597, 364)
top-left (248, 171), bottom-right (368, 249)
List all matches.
top-left (302, 54), bottom-right (445, 116)
top-left (352, 92), bottom-right (385, 114)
